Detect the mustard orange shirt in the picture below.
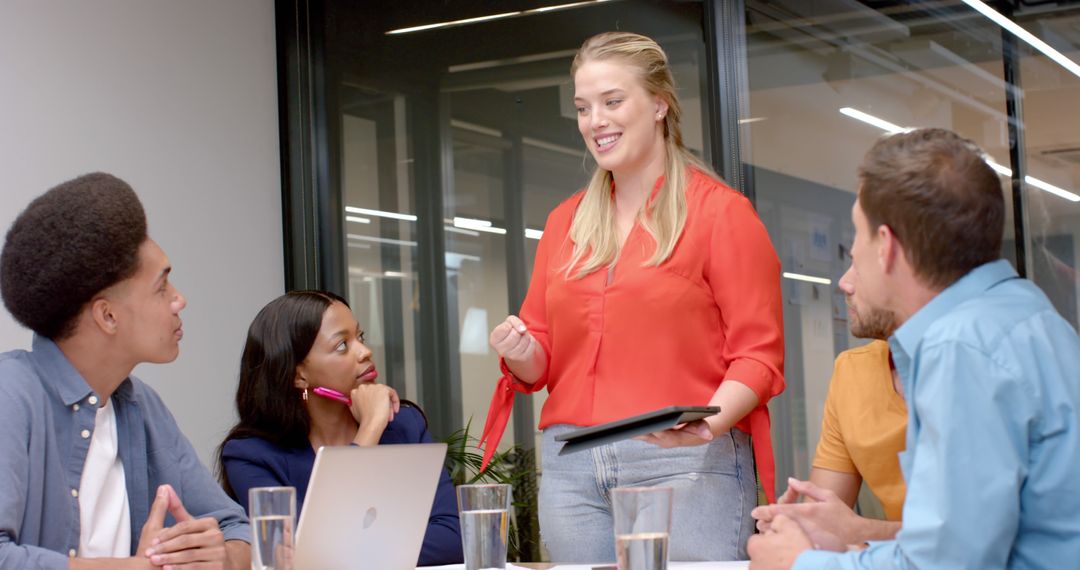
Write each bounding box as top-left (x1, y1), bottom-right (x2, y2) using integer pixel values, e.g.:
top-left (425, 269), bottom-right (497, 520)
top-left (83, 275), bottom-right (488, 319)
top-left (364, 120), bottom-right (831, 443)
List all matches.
top-left (813, 340), bottom-right (907, 520)
top-left (481, 168), bottom-right (785, 500)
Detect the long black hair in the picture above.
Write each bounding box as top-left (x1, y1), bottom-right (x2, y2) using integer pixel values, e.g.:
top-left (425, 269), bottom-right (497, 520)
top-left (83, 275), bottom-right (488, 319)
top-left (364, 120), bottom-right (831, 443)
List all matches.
top-left (216, 290), bottom-right (427, 499)
top-left (215, 290), bottom-right (348, 498)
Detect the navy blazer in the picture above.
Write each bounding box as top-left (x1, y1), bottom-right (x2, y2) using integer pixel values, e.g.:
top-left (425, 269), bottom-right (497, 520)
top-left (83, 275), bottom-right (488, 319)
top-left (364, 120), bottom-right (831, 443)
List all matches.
top-left (221, 405), bottom-right (463, 566)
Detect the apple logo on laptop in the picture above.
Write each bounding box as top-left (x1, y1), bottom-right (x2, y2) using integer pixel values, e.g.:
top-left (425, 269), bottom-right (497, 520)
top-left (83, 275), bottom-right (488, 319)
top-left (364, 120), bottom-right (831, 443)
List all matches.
top-left (362, 506), bottom-right (378, 529)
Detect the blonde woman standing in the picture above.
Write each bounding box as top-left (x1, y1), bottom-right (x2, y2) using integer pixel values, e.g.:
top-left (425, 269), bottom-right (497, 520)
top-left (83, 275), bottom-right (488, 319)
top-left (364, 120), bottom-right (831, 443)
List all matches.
top-left (481, 32), bottom-right (784, 561)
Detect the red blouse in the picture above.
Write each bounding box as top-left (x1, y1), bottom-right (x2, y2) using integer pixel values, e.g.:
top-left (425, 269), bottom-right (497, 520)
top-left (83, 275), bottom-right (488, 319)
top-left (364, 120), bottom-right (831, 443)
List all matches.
top-left (481, 169), bottom-right (785, 501)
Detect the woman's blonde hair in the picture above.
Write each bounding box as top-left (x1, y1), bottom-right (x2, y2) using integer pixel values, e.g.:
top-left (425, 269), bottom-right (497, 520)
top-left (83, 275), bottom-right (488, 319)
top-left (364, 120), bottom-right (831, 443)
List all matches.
top-left (565, 31), bottom-right (714, 279)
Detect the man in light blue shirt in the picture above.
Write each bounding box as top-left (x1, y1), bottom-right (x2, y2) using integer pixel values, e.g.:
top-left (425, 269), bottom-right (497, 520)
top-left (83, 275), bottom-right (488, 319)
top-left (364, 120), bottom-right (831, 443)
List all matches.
top-left (748, 128), bottom-right (1080, 569)
top-left (0, 173), bottom-right (250, 569)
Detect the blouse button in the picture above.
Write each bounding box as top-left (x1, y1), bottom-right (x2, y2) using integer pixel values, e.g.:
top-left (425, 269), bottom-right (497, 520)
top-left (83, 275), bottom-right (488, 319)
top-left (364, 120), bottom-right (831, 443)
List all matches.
top-left (71, 488), bottom-right (79, 498)
top-left (80, 429), bottom-right (90, 439)
top-left (69, 549), bottom-right (76, 557)
top-left (88, 395), bottom-right (99, 406)
top-left (72, 404), bottom-right (80, 412)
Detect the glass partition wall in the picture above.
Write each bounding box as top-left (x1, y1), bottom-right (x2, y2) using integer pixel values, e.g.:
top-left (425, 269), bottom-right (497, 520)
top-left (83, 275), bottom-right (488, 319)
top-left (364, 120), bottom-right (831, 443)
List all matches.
top-left (1014, 7), bottom-right (1080, 332)
top-left (278, 0), bottom-right (1080, 511)
top-left (741, 0), bottom-right (1080, 509)
top-left (282, 0), bottom-right (714, 453)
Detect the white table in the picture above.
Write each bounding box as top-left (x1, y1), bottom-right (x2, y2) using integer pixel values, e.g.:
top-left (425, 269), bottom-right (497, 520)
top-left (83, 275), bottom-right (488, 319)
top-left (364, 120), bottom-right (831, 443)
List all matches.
top-left (419, 562), bottom-right (750, 569)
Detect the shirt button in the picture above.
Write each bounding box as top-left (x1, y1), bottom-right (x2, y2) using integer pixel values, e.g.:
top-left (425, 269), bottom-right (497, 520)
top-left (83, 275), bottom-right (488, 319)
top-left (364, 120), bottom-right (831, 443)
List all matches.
top-left (81, 429), bottom-right (90, 439)
top-left (72, 404), bottom-right (80, 412)
top-left (71, 488), bottom-right (79, 498)
top-left (69, 549), bottom-right (76, 557)
top-left (88, 396), bottom-right (99, 406)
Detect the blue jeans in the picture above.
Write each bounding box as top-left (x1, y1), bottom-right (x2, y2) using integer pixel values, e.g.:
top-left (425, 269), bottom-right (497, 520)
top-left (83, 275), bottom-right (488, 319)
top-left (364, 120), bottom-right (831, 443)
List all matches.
top-left (538, 424), bottom-right (756, 563)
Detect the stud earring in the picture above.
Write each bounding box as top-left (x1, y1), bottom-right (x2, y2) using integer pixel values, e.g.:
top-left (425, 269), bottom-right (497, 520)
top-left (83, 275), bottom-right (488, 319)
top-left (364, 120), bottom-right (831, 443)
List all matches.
top-left (302, 387), bottom-right (308, 401)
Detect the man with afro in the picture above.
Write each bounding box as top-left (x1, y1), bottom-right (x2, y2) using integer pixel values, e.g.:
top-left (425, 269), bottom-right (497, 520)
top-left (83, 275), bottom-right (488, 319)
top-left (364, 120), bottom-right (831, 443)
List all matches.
top-left (0, 173), bottom-right (250, 569)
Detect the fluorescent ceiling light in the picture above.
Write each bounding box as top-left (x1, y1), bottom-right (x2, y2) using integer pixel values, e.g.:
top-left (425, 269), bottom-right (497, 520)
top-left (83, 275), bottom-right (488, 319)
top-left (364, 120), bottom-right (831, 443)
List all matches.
top-left (445, 225), bottom-right (480, 237)
top-left (986, 160), bottom-right (1012, 177)
top-left (345, 206), bottom-right (417, 221)
top-left (525, 228), bottom-right (544, 240)
top-left (522, 136), bottom-right (583, 158)
top-left (838, 107), bottom-right (1080, 203)
top-left (961, 0), bottom-right (1080, 80)
top-left (453, 216), bottom-right (507, 235)
top-left (387, 0), bottom-right (613, 35)
top-left (529, 0), bottom-right (601, 13)
top-left (347, 234), bottom-right (417, 247)
top-left (387, 11), bottom-right (519, 35)
top-left (839, 107), bottom-right (907, 134)
top-left (451, 119), bottom-right (503, 138)
top-left (783, 272), bottom-right (832, 285)
top-left (346, 216), bottom-right (371, 224)
top-left (1025, 175), bottom-right (1080, 203)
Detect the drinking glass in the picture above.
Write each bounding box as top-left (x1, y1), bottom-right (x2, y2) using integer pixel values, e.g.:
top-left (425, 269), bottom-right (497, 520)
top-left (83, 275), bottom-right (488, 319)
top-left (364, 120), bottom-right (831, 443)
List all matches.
top-left (612, 486), bottom-right (673, 570)
top-left (456, 483), bottom-right (512, 570)
top-left (249, 486), bottom-right (296, 570)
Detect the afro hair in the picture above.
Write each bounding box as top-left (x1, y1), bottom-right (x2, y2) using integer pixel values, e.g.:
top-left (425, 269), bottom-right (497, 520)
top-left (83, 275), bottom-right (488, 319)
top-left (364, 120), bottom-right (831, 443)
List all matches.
top-left (1, 172), bottom-right (147, 340)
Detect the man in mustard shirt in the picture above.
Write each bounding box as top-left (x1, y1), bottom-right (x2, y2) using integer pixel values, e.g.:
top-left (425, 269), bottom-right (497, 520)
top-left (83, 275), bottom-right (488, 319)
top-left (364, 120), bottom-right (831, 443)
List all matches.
top-left (754, 294), bottom-right (908, 548)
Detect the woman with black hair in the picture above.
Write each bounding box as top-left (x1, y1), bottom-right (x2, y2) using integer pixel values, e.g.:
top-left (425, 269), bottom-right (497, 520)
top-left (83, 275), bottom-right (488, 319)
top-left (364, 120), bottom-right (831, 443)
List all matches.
top-left (217, 290), bottom-right (462, 566)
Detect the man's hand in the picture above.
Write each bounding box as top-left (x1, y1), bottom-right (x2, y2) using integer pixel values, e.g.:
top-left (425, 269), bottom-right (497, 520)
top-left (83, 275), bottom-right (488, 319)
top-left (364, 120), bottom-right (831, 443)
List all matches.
top-left (755, 479), bottom-right (802, 533)
top-left (752, 478), bottom-right (893, 552)
top-left (144, 486), bottom-right (227, 568)
top-left (748, 514), bottom-right (813, 570)
top-left (636, 420), bottom-right (714, 448)
top-left (135, 485), bottom-right (171, 562)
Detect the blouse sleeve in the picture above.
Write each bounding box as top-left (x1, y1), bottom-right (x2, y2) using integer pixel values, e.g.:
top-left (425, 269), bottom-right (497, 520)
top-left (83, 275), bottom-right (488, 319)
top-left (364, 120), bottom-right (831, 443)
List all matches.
top-left (706, 191), bottom-right (785, 404)
top-left (499, 204), bottom-right (560, 392)
top-left (480, 203), bottom-right (569, 467)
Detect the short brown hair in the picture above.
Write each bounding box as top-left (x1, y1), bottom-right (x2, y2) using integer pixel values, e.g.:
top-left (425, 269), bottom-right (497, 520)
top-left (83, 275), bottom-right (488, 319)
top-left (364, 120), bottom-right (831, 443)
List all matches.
top-left (1, 172), bottom-right (147, 339)
top-left (858, 128), bottom-right (1004, 289)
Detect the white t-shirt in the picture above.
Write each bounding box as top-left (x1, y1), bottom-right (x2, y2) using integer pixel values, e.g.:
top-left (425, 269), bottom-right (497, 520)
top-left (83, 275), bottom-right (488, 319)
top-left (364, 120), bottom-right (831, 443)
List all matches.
top-left (78, 399), bottom-right (132, 558)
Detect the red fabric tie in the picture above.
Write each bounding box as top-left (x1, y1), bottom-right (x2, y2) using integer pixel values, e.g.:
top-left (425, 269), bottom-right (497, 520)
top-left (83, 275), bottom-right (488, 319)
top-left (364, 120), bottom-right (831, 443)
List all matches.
top-left (750, 407), bottom-right (776, 503)
top-left (478, 372), bottom-right (518, 472)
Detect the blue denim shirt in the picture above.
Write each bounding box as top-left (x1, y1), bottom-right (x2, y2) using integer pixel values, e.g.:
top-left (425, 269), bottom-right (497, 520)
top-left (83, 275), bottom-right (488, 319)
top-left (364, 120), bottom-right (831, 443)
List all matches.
top-left (796, 260), bottom-right (1080, 569)
top-left (0, 336), bottom-right (249, 569)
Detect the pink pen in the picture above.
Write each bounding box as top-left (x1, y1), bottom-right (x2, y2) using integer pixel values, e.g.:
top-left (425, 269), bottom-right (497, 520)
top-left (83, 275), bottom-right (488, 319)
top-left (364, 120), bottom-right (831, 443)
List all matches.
top-left (312, 386), bottom-right (352, 406)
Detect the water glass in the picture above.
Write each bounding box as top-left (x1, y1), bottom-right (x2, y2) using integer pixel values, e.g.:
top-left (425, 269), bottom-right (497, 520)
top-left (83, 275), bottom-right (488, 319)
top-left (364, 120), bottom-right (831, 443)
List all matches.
top-left (612, 486), bottom-right (673, 570)
top-left (457, 483), bottom-right (512, 570)
top-left (249, 486), bottom-right (296, 570)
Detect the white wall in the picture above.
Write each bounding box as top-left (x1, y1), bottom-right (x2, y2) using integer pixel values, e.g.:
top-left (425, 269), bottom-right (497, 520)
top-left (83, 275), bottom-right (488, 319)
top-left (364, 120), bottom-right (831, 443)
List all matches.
top-left (0, 1), bottom-right (283, 465)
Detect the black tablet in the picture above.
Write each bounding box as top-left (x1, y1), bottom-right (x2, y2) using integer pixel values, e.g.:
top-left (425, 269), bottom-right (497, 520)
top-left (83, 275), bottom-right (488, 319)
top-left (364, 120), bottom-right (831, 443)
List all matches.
top-left (553, 405), bottom-right (721, 456)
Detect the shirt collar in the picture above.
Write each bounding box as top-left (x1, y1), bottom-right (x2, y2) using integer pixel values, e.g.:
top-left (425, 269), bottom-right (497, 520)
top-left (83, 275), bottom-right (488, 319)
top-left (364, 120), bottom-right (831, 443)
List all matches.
top-left (30, 334), bottom-right (94, 406)
top-left (889, 258), bottom-right (1017, 363)
top-left (29, 334), bottom-right (134, 406)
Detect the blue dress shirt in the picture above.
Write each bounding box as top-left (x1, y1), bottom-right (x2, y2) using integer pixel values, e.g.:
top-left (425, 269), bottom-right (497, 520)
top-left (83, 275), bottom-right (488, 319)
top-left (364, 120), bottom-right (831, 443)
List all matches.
top-left (796, 260), bottom-right (1080, 569)
top-left (0, 336), bottom-right (250, 569)
top-left (221, 405), bottom-right (464, 566)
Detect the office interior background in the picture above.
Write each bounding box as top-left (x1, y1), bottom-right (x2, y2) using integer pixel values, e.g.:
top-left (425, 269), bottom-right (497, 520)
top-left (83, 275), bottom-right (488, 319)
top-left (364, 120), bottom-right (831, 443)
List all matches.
top-left (2, 0), bottom-right (1078, 514)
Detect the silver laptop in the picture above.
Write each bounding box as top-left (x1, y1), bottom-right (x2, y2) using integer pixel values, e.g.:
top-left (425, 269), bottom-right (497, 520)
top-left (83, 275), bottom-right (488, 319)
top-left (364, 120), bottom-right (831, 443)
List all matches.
top-left (294, 443), bottom-right (448, 569)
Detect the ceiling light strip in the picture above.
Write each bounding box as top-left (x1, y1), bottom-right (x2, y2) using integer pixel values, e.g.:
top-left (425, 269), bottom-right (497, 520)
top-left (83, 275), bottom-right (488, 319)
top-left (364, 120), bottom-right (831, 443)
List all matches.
top-left (386, 1), bottom-right (612, 35)
top-left (387, 11), bottom-right (521, 35)
top-left (345, 206), bottom-right (417, 221)
top-left (961, 0), bottom-right (1080, 80)
top-left (839, 107), bottom-right (907, 134)
top-left (838, 107), bottom-right (1080, 203)
top-left (783, 272), bottom-right (832, 285)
